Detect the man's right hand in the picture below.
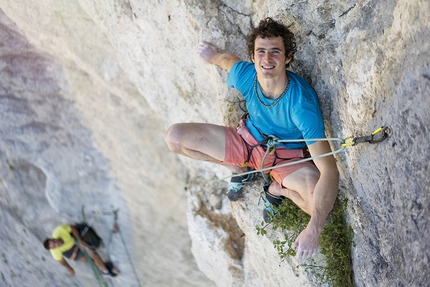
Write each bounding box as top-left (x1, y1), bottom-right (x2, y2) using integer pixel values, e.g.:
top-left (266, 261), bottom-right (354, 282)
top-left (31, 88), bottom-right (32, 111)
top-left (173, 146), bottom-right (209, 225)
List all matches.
top-left (197, 42), bottom-right (240, 72)
top-left (198, 42), bottom-right (219, 64)
top-left (67, 268), bottom-right (75, 276)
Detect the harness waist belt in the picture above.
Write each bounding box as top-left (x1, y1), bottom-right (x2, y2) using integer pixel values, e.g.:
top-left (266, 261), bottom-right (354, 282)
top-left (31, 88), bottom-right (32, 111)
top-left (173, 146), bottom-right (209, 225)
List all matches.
top-left (237, 119), bottom-right (305, 159)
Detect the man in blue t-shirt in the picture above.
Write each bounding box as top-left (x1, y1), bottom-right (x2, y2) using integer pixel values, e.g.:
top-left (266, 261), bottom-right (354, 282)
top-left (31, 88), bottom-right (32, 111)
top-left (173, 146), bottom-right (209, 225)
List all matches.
top-left (165, 18), bottom-right (339, 259)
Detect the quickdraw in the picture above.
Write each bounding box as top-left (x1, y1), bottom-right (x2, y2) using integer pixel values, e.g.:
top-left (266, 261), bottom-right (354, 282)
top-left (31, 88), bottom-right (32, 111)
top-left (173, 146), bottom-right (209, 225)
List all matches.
top-left (341, 126), bottom-right (392, 147)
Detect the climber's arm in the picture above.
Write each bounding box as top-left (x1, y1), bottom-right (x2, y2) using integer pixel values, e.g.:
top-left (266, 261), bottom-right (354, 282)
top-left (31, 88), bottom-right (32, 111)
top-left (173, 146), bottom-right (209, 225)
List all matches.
top-left (58, 257), bottom-right (75, 276)
top-left (198, 42), bottom-right (240, 72)
top-left (70, 226), bottom-right (86, 248)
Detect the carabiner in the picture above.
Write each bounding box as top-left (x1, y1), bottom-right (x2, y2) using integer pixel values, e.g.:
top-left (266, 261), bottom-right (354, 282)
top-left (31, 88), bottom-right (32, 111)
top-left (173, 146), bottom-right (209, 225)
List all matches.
top-left (368, 126), bottom-right (392, 144)
top-left (342, 126), bottom-right (392, 146)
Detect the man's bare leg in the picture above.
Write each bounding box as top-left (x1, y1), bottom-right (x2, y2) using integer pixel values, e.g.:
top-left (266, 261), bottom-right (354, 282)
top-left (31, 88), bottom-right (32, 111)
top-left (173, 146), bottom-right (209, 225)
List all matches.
top-left (268, 165), bottom-right (323, 259)
top-left (269, 152), bottom-right (338, 259)
top-left (79, 248), bottom-right (110, 272)
top-left (268, 181), bottom-right (309, 212)
top-left (165, 123), bottom-right (245, 174)
top-left (290, 140), bottom-right (339, 259)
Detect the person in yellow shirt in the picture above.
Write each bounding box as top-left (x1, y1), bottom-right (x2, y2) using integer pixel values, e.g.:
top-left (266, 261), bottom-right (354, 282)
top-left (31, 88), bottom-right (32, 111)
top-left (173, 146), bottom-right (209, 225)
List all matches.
top-left (43, 224), bottom-right (117, 277)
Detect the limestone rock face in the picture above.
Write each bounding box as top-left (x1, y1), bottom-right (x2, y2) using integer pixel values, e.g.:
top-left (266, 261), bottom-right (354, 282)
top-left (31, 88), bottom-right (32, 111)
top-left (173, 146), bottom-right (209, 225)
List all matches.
top-left (0, 0), bottom-right (429, 287)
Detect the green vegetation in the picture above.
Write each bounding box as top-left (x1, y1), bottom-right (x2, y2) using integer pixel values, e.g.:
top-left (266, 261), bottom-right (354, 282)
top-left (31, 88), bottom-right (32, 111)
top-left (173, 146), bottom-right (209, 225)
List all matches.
top-left (256, 197), bottom-right (354, 287)
top-left (224, 97), bottom-right (247, 119)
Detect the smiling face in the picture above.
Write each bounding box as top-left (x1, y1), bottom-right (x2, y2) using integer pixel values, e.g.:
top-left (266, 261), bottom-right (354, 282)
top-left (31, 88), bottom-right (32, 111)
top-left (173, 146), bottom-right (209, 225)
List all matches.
top-left (252, 36), bottom-right (291, 80)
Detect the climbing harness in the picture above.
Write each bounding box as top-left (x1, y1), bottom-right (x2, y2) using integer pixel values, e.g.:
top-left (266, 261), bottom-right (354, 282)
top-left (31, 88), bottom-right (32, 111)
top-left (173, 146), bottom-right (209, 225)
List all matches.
top-left (259, 136), bottom-right (345, 183)
top-left (202, 126), bottom-right (392, 184)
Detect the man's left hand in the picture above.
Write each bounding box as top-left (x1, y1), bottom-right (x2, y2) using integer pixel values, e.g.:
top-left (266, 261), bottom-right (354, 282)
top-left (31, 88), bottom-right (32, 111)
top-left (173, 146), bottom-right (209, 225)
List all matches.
top-left (292, 226), bottom-right (320, 259)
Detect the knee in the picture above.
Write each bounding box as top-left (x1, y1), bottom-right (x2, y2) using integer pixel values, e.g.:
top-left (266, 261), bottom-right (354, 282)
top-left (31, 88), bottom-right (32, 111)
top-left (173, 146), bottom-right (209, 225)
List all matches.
top-left (306, 170), bottom-right (320, 193)
top-left (294, 166), bottom-right (319, 194)
top-left (165, 123), bottom-right (185, 152)
top-left (268, 181), bottom-right (284, 197)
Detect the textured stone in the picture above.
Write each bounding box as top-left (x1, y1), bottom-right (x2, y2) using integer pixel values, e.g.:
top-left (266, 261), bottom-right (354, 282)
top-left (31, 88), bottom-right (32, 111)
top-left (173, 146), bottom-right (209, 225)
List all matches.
top-left (0, 0), bottom-right (429, 286)
top-left (0, 5), bottom-right (209, 287)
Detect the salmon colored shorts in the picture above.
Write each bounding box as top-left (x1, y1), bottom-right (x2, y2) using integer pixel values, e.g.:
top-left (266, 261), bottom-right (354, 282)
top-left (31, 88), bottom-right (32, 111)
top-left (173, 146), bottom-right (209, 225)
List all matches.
top-left (223, 120), bottom-right (313, 185)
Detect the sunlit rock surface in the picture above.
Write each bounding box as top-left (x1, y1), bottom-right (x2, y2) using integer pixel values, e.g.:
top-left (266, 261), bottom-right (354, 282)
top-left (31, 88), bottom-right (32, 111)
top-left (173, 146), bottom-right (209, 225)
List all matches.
top-left (0, 0), bottom-right (429, 286)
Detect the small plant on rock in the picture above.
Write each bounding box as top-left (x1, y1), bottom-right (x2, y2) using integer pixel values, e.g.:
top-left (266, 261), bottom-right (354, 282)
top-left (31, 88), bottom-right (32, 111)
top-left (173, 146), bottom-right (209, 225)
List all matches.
top-left (256, 196), bottom-right (354, 287)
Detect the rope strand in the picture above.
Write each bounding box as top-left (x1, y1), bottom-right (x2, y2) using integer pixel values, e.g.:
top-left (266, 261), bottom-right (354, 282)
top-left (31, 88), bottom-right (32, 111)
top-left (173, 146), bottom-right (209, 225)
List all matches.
top-left (117, 229), bottom-right (143, 287)
top-left (200, 137), bottom-right (346, 184)
top-left (75, 239), bottom-right (108, 287)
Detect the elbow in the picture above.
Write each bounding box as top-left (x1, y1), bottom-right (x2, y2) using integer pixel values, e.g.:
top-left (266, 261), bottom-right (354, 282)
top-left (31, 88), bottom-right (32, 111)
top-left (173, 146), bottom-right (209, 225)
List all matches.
top-left (319, 160), bottom-right (339, 181)
top-left (332, 166), bottom-right (340, 182)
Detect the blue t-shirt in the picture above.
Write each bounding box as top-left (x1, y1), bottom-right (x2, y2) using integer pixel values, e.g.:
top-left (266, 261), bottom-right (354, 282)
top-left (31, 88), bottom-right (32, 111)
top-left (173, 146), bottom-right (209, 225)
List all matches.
top-left (226, 61), bottom-right (324, 149)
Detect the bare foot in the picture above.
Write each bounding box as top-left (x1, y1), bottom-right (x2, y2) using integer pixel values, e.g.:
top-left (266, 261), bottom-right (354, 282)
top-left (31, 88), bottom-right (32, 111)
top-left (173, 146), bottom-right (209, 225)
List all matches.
top-left (292, 225), bottom-right (320, 259)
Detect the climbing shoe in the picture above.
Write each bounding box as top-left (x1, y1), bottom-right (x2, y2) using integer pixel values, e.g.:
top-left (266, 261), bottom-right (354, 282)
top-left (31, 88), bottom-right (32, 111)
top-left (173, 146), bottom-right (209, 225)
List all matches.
top-left (262, 185), bottom-right (285, 223)
top-left (103, 269), bottom-right (118, 277)
top-left (103, 262), bottom-right (118, 277)
top-left (226, 168), bottom-right (257, 201)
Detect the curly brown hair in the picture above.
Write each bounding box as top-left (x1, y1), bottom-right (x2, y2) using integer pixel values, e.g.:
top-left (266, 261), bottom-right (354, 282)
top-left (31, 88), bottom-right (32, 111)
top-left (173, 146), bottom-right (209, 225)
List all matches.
top-left (246, 17), bottom-right (297, 67)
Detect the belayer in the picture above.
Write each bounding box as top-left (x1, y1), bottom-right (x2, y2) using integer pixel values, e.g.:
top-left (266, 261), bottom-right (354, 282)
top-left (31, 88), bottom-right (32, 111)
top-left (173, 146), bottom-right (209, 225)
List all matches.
top-left (43, 224), bottom-right (117, 277)
top-left (165, 17), bottom-right (339, 259)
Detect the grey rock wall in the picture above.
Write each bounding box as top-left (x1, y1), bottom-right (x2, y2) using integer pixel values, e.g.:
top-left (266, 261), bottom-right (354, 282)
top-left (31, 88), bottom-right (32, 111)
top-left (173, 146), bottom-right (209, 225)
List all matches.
top-left (0, 0), bottom-right (428, 286)
top-left (0, 4), bottom-right (209, 287)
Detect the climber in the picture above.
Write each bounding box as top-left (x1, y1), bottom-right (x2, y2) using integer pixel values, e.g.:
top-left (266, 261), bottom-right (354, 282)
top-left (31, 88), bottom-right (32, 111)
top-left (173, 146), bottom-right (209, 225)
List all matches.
top-left (165, 17), bottom-right (339, 259)
top-left (43, 224), bottom-right (117, 277)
